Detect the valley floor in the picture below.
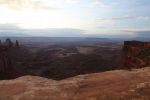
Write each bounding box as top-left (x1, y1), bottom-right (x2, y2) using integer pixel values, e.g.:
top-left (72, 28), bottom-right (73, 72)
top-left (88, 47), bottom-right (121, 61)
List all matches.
top-left (0, 67), bottom-right (150, 100)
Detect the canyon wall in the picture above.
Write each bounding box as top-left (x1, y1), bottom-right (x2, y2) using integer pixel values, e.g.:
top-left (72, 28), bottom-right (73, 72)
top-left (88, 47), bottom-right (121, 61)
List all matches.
top-left (123, 41), bottom-right (150, 69)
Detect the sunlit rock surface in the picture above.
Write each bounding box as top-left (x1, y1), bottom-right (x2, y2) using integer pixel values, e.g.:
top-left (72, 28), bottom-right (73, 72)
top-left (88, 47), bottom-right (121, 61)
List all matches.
top-left (0, 67), bottom-right (150, 100)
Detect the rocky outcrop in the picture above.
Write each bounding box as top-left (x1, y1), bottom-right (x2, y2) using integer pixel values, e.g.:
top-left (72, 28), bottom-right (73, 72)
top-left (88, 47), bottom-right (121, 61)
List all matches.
top-left (0, 46), bottom-right (12, 72)
top-left (5, 38), bottom-right (14, 47)
top-left (0, 40), bottom-right (24, 79)
top-left (123, 41), bottom-right (150, 69)
top-left (0, 40), bottom-right (2, 45)
top-left (15, 40), bottom-right (20, 48)
top-left (0, 67), bottom-right (150, 100)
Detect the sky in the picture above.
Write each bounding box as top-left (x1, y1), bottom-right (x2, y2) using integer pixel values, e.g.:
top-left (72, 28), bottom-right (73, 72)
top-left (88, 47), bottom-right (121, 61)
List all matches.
top-left (0, 0), bottom-right (150, 37)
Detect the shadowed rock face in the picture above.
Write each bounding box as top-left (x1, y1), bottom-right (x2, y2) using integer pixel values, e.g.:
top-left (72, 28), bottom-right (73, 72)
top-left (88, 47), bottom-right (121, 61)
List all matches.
top-left (5, 38), bottom-right (13, 47)
top-left (0, 45), bottom-right (24, 79)
top-left (0, 46), bottom-right (12, 73)
top-left (123, 41), bottom-right (150, 69)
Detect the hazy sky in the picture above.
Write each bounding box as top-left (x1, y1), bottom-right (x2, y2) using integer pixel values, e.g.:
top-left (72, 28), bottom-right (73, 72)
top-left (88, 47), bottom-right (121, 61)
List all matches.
top-left (0, 0), bottom-right (150, 37)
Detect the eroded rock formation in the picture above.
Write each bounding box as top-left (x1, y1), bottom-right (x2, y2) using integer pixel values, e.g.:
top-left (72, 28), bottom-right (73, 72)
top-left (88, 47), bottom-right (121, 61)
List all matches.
top-left (0, 46), bottom-right (12, 73)
top-left (5, 38), bottom-right (13, 47)
top-left (123, 41), bottom-right (150, 69)
top-left (0, 39), bottom-right (24, 79)
top-left (15, 40), bottom-right (20, 48)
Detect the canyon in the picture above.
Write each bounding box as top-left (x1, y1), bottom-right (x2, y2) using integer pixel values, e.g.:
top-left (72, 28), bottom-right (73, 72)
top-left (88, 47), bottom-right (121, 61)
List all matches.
top-left (0, 38), bottom-right (150, 100)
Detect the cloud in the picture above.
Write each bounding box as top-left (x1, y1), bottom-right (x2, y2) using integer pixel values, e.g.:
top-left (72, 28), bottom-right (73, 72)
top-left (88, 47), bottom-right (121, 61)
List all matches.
top-left (89, 0), bottom-right (110, 8)
top-left (136, 31), bottom-right (150, 37)
top-left (0, 24), bottom-right (149, 38)
top-left (65, 0), bottom-right (81, 4)
top-left (0, 0), bottom-right (57, 10)
top-left (96, 19), bottom-right (117, 25)
top-left (0, 24), bottom-right (20, 30)
top-left (120, 28), bottom-right (150, 37)
top-left (0, 24), bottom-right (84, 37)
top-left (97, 16), bottom-right (150, 24)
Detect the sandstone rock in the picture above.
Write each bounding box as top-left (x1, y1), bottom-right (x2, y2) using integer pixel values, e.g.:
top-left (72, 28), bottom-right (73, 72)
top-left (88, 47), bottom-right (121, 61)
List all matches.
top-left (123, 41), bottom-right (150, 69)
top-left (0, 67), bottom-right (150, 100)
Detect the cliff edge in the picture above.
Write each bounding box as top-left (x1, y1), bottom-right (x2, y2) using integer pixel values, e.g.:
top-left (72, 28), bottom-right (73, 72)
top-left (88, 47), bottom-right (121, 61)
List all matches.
top-left (0, 67), bottom-right (150, 100)
top-left (123, 41), bottom-right (150, 68)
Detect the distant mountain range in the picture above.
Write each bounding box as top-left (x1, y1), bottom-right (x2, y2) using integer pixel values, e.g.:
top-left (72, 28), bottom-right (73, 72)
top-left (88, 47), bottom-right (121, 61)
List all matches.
top-left (0, 32), bottom-right (149, 42)
top-left (0, 32), bottom-right (30, 37)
